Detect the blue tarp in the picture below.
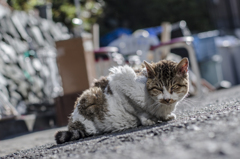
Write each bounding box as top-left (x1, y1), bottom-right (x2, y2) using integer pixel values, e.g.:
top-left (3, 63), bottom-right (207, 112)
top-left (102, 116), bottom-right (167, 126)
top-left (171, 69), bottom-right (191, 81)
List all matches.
top-left (100, 26), bottom-right (163, 47)
top-left (100, 28), bottom-right (132, 47)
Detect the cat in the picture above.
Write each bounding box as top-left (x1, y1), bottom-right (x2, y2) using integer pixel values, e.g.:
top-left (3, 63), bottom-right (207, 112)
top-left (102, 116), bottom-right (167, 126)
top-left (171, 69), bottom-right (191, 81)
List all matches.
top-left (55, 58), bottom-right (189, 144)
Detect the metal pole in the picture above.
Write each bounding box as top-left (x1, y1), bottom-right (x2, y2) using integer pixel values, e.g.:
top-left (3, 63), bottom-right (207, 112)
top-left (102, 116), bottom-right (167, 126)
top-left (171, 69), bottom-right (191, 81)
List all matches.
top-left (74, 0), bottom-right (81, 19)
top-left (74, 0), bottom-right (83, 35)
top-left (92, 23), bottom-right (99, 50)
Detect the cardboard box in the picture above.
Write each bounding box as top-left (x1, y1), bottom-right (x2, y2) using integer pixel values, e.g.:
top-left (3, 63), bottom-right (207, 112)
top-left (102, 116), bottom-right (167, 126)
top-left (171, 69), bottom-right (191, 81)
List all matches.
top-left (56, 36), bottom-right (96, 95)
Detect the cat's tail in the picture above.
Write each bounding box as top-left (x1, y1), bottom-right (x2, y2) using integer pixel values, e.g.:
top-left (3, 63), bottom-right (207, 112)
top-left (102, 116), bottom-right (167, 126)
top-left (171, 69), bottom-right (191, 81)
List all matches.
top-left (55, 130), bottom-right (83, 144)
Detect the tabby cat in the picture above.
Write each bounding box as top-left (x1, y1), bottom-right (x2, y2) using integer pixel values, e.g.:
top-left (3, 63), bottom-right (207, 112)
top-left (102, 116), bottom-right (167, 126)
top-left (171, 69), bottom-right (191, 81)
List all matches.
top-left (55, 58), bottom-right (189, 144)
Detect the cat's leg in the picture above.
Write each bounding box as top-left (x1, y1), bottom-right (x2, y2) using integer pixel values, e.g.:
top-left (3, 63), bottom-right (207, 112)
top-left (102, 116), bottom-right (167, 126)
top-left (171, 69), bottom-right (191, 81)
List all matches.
top-left (55, 112), bottom-right (99, 144)
top-left (138, 113), bottom-right (156, 126)
top-left (161, 113), bottom-right (176, 121)
top-left (163, 104), bottom-right (177, 121)
top-left (55, 87), bottom-right (108, 144)
top-left (55, 130), bottom-right (82, 144)
top-left (55, 120), bottom-right (87, 144)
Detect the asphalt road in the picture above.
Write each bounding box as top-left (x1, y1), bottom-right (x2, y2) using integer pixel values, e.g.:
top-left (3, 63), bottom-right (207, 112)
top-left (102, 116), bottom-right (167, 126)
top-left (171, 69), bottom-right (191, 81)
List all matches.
top-left (0, 127), bottom-right (66, 157)
top-left (1, 86), bottom-right (240, 159)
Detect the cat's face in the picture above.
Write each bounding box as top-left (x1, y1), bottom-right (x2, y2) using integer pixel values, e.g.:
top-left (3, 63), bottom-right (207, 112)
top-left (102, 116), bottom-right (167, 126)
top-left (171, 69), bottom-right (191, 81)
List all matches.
top-left (145, 58), bottom-right (189, 105)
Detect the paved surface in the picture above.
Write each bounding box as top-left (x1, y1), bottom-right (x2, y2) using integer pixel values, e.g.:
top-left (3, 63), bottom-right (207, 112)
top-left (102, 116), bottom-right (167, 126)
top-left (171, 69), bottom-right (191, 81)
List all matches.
top-left (0, 127), bottom-right (66, 157)
top-left (1, 86), bottom-right (240, 159)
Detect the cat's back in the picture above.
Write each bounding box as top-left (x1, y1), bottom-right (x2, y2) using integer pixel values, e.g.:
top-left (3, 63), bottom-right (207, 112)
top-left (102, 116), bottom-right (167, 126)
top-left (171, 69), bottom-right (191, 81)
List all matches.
top-left (70, 66), bottom-right (141, 133)
top-left (108, 65), bottom-right (136, 83)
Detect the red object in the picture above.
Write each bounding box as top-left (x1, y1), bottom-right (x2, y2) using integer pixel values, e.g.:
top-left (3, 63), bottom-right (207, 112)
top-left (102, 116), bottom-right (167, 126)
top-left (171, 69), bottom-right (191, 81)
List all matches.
top-left (94, 47), bottom-right (118, 62)
top-left (94, 47), bottom-right (118, 54)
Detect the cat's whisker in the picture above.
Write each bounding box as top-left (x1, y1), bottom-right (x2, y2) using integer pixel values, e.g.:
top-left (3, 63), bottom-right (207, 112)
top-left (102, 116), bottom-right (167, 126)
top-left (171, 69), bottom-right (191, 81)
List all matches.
top-left (181, 98), bottom-right (201, 105)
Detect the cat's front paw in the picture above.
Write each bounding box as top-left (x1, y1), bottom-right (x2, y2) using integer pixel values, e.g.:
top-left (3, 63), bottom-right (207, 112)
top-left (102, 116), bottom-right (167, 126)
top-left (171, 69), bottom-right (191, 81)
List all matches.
top-left (141, 119), bottom-right (156, 126)
top-left (162, 113), bottom-right (176, 121)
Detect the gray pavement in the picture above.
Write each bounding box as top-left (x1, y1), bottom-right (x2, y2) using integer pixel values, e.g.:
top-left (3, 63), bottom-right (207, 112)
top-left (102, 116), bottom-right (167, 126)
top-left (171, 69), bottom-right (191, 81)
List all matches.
top-left (1, 86), bottom-right (240, 159)
top-left (0, 127), bottom-right (66, 157)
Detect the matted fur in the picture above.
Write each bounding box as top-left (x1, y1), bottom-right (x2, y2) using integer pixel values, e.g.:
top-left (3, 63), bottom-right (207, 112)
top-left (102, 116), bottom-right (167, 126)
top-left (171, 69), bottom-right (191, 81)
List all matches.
top-left (77, 86), bottom-right (109, 121)
top-left (92, 76), bottom-right (113, 94)
top-left (55, 58), bottom-right (189, 144)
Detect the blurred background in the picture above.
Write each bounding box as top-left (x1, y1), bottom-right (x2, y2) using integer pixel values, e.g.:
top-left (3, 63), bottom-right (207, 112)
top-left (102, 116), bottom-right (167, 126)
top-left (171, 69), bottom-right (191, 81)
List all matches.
top-left (1, 0), bottom-right (240, 139)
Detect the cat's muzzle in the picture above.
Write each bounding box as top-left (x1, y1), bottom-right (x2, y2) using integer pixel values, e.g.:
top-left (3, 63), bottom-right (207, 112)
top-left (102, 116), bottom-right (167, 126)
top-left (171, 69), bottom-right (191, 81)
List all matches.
top-left (160, 99), bottom-right (176, 104)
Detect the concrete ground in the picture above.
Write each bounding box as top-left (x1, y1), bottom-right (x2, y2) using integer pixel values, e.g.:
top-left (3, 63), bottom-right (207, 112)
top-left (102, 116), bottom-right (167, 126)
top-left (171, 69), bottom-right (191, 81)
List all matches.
top-left (1, 86), bottom-right (240, 159)
top-left (0, 127), bottom-right (66, 156)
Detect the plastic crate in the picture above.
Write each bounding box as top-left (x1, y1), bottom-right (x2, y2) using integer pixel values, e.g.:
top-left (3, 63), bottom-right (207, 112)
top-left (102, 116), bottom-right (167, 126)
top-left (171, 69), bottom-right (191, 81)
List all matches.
top-left (193, 31), bottom-right (219, 62)
top-left (199, 55), bottom-right (223, 86)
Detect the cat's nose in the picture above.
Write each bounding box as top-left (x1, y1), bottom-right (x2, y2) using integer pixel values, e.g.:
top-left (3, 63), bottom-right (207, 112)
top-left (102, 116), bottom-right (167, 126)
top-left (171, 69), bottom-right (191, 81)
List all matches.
top-left (164, 99), bottom-right (170, 103)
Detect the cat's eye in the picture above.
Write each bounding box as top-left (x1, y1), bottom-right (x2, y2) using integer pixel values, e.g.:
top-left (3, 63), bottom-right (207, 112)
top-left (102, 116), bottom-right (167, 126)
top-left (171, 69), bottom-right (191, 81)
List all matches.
top-left (158, 88), bottom-right (163, 92)
top-left (155, 87), bottom-right (163, 92)
top-left (170, 86), bottom-right (178, 93)
top-left (176, 84), bottom-right (184, 87)
top-left (151, 87), bottom-right (163, 92)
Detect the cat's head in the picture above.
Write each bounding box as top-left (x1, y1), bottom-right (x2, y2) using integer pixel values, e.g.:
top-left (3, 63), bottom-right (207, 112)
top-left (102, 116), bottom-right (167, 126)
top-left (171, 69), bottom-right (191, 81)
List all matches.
top-left (144, 58), bottom-right (189, 105)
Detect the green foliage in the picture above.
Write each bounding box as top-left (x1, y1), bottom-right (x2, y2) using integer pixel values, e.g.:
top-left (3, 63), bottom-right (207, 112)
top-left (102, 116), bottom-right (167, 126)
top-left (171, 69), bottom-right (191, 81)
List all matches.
top-left (80, 0), bottom-right (103, 30)
top-left (8, 0), bottom-right (47, 10)
top-left (7, 0), bottom-right (103, 31)
top-left (51, 2), bottom-right (76, 30)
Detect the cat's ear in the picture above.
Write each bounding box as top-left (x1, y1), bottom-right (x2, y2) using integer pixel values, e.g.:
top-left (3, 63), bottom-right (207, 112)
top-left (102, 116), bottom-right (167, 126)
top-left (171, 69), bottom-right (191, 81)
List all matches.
top-left (144, 61), bottom-right (155, 78)
top-left (176, 58), bottom-right (189, 76)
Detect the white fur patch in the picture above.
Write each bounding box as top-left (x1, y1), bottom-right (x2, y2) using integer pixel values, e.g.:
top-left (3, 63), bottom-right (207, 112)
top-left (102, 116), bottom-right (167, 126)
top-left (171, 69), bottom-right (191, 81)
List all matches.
top-left (72, 108), bottom-right (97, 134)
top-left (157, 94), bottom-right (164, 100)
top-left (171, 92), bottom-right (179, 100)
top-left (136, 74), bottom-right (147, 84)
top-left (94, 94), bottom-right (139, 132)
top-left (163, 86), bottom-right (171, 99)
top-left (157, 86), bottom-right (179, 101)
top-left (108, 65), bottom-right (146, 107)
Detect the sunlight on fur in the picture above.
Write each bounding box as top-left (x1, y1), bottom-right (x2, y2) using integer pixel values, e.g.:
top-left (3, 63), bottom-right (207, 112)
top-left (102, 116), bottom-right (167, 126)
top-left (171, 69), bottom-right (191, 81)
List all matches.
top-left (55, 58), bottom-right (189, 144)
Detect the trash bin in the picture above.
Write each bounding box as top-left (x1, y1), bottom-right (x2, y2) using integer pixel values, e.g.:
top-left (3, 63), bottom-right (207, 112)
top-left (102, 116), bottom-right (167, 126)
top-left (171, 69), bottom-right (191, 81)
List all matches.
top-left (215, 36), bottom-right (240, 86)
top-left (199, 55), bottom-right (223, 86)
top-left (193, 30), bottom-right (223, 86)
top-left (228, 45), bottom-right (240, 84)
